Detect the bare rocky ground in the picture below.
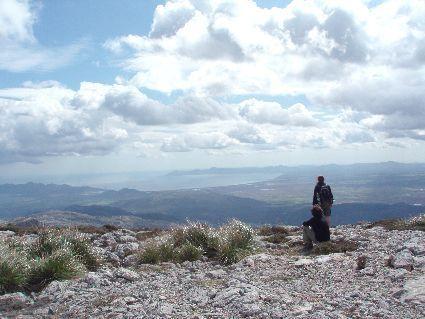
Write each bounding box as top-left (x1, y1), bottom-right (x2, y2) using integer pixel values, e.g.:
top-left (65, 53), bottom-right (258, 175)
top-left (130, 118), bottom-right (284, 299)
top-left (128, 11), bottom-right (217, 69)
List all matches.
top-left (1, 219), bottom-right (424, 319)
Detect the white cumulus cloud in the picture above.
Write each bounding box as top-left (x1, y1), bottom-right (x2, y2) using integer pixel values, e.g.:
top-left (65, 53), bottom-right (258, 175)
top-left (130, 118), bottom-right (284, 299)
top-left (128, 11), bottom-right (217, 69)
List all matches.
top-left (103, 0), bottom-right (425, 144)
top-left (0, 0), bottom-right (85, 72)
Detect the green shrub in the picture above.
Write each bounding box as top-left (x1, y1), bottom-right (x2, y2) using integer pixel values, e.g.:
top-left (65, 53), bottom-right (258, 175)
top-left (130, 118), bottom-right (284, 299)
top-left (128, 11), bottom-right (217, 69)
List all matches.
top-left (175, 243), bottom-right (203, 262)
top-left (27, 249), bottom-right (85, 292)
top-left (0, 245), bottom-right (28, 294)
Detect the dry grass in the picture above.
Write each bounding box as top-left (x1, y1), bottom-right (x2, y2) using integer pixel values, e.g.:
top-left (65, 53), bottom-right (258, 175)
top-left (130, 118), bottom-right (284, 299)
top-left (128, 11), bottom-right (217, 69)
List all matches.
top-left (90, 294), bottom-right (120, 308)
top-left (196, 278), bottom-right (226, 288)
top-left (367, 216), bottom-right (425, 232)
top-left (0, 223), bottom-right (44, 235)
top-left (0, 224), bottom-right (121, 236)
top-left (258, 225), bottom-right (292, 245)
top-left (263, 233), bottom-right (289, 244)
top-left (310, 240), bottom-right (358, 255)
top-left (262, 274), bottom-right (295, 283)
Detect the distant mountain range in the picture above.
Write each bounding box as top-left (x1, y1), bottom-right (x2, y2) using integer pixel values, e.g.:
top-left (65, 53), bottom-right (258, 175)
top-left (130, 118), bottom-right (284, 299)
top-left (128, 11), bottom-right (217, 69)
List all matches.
top-left (1, 162), bottom-right (424, 227)
top-left (168, 161), bottom-right (425, 177)
top-left (166, 166), bottom-right (288, 176)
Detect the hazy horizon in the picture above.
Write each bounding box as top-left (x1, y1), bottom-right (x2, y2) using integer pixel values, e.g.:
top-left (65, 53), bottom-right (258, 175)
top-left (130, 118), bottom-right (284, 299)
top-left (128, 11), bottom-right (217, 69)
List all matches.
top-left (1, 161), bottom-right (424, 192)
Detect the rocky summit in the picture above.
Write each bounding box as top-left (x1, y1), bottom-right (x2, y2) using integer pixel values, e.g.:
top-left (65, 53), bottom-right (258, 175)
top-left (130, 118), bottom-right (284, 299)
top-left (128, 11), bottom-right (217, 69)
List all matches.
top-left (1, 218), bottom-right (424, 319)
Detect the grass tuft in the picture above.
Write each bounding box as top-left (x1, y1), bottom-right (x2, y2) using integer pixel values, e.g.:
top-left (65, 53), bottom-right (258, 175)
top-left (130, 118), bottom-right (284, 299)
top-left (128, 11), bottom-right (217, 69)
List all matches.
top-left (172, 222), bottom-right (211, 250)
top-left (138, 219), bottom-right (255, 265)
top-left (0, 244), bottom-right (28, 294)
top-left (27, 249), bottom-right (85, 292)
top-left (0, 228), bottom-right (101, 294)
top-left (175, 243), bottom-right (204, 262)
top-left (222, 219), bottom-right (254, 250)
top-left (28, 229), bottom-right (68, 258)
top-left (138, 242), bottom-right (175, 264)
top-left (67, 233), bottom-right (101, 271)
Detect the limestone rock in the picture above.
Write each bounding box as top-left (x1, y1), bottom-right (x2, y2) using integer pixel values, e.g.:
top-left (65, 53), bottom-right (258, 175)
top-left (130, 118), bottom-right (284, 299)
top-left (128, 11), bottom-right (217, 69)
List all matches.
top-left (118, 235), bottom-right (137, 243)
top-left (403, 238), bottom-right (425, 256)
top-left (0, 293), bottom-right (32, 311)
top-left (402, 274), bottom-right (425, 304)
top-left (0, 230), bottom-right (15, 237)
top-left (122, 254), bottom-right (139, 267)
top-left (206, 269), bottom-right (226, 279)
top-left (114, 267), bottom-right (140, 282)
top-left (391, 249), bottom-right (414, 270)
top-left (116, 242), bottom-right (139, 258)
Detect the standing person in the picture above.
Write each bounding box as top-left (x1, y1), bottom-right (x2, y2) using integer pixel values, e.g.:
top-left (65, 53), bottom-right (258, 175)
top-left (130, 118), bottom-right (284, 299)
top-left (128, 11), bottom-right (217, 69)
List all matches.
top-left (313, 175), bottom-right (334, 226)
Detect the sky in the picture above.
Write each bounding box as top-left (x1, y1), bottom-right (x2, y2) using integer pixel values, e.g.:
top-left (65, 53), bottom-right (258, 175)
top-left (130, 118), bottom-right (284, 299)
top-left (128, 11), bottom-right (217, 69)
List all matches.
top-left (0, 0), bottom-right (424, 179)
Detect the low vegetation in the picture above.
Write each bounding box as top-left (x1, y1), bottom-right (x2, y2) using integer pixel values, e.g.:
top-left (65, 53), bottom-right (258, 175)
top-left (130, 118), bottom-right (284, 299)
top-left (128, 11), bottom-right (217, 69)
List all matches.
top-left (367, 215), bottom-right (425, 232)
top-left (0, 229), bottom-right (101, 294)
top-left (310, 239), bottom-right (358, 255)
top-left (138, 219), bottom-right (255, 265)
top-left (258, 225), bottom-right (290, 244)
top-left (263, 233), bottom-right (289, 244)
top-left (0, 223), bottom-right (41, 235)
top-left (135, 229), bottom-right (163, 241)
top-left (257, 225), bottom-right (289, 236)
top-left (0, 248), bottom-right (28, 294)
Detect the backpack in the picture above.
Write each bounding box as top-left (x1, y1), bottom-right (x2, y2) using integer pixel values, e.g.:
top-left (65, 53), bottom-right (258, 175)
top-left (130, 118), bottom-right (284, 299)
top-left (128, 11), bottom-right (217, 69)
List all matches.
top-left (320, 184), bottom-right (332, 204)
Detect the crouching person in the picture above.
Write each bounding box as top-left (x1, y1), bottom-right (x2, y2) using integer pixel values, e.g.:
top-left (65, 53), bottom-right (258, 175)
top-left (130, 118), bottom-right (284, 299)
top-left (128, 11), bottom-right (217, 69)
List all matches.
top-left (302, 205), bottom-right (330, 251)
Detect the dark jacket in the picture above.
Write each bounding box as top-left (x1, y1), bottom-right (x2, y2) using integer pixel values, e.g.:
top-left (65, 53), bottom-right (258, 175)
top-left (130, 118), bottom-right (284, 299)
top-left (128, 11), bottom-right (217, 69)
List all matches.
top-left (303, 216), bottom-right (330, 242)
top-left (313, 182), bottom-right (334, 205)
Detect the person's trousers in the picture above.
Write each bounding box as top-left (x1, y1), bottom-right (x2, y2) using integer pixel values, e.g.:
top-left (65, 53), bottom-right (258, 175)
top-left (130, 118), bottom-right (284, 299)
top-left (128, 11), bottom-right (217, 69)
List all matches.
top-left (303, 226), bottom-right (317, 245)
